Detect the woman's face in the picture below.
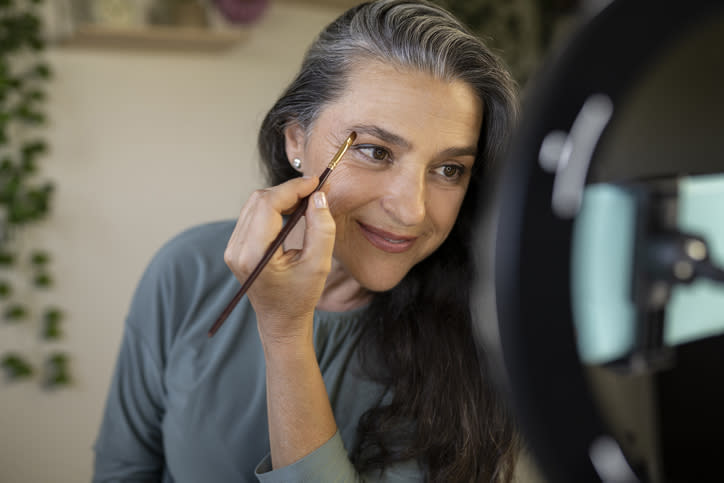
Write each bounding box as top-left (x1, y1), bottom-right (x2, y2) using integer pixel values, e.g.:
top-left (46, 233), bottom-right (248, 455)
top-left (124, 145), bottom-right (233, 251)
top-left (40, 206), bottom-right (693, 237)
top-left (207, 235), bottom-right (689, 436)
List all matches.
top-left (285, 60), bottom-right (483, 292)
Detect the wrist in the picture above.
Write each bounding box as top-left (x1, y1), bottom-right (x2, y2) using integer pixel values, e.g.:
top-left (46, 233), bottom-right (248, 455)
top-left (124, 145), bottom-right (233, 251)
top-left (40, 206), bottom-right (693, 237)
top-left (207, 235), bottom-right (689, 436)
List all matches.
top-left (262, 333), bottom-right (318, 379)
top-left (257, 313), bottom-right (315, 357)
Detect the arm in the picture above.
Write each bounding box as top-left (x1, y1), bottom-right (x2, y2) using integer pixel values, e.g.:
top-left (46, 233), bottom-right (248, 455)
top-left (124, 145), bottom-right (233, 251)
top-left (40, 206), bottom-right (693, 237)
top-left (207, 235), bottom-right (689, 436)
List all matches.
top-left (225, 177), bottom-right (339, 468)
top-left (227, 178), bottom-right (422, 481)
top-left (259, 325), bottom-right (421, 482)
top-left (261, 321), bottom-right (337, 469)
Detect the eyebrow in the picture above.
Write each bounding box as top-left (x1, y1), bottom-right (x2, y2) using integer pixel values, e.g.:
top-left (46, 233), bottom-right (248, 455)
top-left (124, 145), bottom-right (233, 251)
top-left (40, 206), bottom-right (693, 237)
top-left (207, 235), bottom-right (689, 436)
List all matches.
top-left (439, 145), bottom-right (478, 159)
top-left (350, 124), bottom-right (411, 150)
top-left (350, 123), bottom-right (478, 160)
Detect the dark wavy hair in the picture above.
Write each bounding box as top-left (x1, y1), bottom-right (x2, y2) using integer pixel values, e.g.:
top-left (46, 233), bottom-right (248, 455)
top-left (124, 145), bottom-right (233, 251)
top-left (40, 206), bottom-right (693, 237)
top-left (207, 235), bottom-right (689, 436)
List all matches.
top-left (258, 1), bottom-right (519, 481)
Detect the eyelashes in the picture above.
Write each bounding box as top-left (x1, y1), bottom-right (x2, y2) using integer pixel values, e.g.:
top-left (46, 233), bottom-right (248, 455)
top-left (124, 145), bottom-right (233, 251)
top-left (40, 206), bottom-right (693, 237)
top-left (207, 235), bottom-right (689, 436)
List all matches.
top-left (352, 144), bottom-right (391, 163)
top-left (351, 143), bottom-right (468, 183)
top-left (435, 164), bottom-right (466, 181)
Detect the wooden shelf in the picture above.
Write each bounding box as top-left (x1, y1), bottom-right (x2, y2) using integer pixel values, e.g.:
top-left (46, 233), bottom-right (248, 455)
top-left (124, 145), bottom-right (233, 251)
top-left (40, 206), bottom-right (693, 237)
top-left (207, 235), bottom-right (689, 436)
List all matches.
top-left (276, 0), bottom-right (360, 7)
top-left (59, 24), bottom-right (248, 52)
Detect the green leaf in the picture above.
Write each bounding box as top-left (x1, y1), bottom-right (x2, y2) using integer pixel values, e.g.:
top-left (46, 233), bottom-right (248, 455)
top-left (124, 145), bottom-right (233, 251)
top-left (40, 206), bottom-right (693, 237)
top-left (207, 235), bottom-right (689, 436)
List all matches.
top-left (20, 157), bottom-right (37, 174)
top-left (1, 353), bottom-right (34, 380)
top-left (45, 352), bottom-right (71, 387)
top-left (0, 251), bottom-right (15, 265)
top-left (15, 105), bottom-right (45, 124)
top-left (30, 250), bottom-right (49, 266)
top-left (42, 308), bottom-right (65, 339)
top-left (7, 199), bottom-right (36, 223)
top-left (42, 309), bottom-right (65, 340)
top-left (49, 353), bottom-right (67, 365)
top-left (0, 157), bottom-right (14, 174)
top-left (0, 280), bottom-right (12, 297)
top-left (6, 77), bottom-right (20, 89)
top-left (29, 37), bottom-right (44, 51)
top-left (0, 175), bottom-right (21, 204)
top-left (24, 89), bottom-right (45, 103)
top-left (43, 307), bottom-right (63, 323)
top-left (4, 303), bottom-right (27, 320)
top-left (42, 319), bottom-right (61, 339)
top-left (6, 184), bottom-right (54, 224)
top-left (32, 63), bottom-right (51, 80)
top-left (22, 140), bottom-right (48, 159)
top-left (33, 272), bottom-right (52, 287)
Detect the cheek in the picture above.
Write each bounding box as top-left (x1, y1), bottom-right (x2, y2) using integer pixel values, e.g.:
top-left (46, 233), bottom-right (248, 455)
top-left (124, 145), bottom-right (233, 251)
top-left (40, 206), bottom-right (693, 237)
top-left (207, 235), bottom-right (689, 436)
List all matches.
top-left (324, 168), bottom-right (359, 214)
top-left (428, 194), bottom-right (465, 236)
top-left (324, 168), bottom-right (366, 241)
top-left (325, 165), bottom-right (386, 213)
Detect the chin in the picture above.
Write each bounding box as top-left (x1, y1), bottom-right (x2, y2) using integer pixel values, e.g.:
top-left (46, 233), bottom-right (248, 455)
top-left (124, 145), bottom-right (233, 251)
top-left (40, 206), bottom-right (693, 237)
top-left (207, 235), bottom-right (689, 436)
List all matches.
top-left (356, 268), bottom-right (410, 293)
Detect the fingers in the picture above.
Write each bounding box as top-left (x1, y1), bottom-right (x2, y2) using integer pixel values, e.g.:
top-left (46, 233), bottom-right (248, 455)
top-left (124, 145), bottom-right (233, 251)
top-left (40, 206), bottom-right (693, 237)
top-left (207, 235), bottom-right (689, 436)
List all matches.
top-left (223, 179), bottom-right (336, 323)
top-left (265, 176), bottom-right (319, 213)
top-left (240, 176), bottom-right (319, 231)
top-left (225, 176), bottom-right (323, 279)
top-left (301, 191), bottom-right (336, 275)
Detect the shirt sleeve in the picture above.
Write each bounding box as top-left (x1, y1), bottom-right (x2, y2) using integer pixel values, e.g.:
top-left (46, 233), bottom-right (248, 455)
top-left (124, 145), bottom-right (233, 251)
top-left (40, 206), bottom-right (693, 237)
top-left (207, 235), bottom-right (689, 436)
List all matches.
top-left (92, 323), bottom-right (166, 482)
top-left (92, 237), bottom-right (178, 482)
top-left (254, 431), bottom-right (422, 482)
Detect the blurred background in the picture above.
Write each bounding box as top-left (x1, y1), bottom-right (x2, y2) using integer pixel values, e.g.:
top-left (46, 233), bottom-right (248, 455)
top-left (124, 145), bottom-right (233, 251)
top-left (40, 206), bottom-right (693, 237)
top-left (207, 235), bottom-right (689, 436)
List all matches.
top-left (0, 0), bottom-right (579, 481)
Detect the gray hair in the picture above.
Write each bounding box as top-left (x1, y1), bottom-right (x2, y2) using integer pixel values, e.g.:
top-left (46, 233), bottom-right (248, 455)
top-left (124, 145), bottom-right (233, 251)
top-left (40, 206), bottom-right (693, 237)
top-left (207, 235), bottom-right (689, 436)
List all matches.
top-left (258, 0), bottom-right (518, 185)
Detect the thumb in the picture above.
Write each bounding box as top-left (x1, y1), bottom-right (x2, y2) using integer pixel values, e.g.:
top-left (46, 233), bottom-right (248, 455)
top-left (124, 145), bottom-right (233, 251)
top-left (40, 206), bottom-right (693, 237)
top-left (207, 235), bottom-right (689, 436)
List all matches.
top-left (301, 191), bottom-right (336, 272)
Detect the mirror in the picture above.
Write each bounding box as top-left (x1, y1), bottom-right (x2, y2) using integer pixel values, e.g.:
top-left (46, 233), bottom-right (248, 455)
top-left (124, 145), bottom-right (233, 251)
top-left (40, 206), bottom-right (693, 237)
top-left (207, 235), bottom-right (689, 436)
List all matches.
top-left (472, 0), bottom-right (724, 481)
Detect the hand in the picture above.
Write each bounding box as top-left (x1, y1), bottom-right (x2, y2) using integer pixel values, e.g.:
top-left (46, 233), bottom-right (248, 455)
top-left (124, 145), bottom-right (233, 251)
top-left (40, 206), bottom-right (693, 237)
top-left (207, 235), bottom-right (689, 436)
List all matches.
top-left (224, 176), bottom-right (335, 344)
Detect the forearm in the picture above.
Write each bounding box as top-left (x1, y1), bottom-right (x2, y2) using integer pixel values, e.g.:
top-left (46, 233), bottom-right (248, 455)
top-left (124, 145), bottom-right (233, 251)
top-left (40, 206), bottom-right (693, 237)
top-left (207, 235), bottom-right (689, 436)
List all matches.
top-left (260, 319), bottom-right (338, 470)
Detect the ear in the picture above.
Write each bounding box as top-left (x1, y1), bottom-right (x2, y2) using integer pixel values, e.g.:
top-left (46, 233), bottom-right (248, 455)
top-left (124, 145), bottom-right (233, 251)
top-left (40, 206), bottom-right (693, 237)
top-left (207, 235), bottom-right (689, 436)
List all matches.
top-left (283, 121), bottom-right (306, 170)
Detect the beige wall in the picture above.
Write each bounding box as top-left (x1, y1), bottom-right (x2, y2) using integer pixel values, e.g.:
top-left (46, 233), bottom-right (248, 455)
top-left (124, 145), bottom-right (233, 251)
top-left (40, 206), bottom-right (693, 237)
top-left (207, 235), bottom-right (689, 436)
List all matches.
top-left (0, 3), bottom-right (344, 482)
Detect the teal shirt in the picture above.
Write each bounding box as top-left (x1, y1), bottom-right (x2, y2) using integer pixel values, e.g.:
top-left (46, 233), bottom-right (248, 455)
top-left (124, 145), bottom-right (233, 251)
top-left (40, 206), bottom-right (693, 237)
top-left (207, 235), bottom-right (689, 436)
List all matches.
top-left (93, 221), bottom-right (421, 482)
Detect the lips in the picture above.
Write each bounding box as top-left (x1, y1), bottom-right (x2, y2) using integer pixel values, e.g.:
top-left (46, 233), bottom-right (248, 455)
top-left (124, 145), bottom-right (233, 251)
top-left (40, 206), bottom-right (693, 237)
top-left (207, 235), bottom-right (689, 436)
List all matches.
top-left (357, 222), bottom-right (418, 253)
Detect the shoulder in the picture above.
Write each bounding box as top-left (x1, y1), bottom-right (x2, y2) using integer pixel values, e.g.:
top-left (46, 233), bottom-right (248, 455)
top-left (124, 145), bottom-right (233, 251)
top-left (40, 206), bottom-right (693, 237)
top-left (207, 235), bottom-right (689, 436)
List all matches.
top-left (155, 219), bottom-right (236, 264)
top-left (124, 219), bottom-right (240, 349)
top-left (128, 220), bottom-right (237, 322)
top-left (143, 220), bottom-right (236, 281)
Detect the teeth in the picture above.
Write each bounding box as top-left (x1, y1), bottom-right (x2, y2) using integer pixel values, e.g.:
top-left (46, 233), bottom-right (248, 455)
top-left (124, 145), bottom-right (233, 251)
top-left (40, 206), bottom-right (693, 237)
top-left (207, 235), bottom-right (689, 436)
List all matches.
top-left (383, 237), bottom-right (406, 244)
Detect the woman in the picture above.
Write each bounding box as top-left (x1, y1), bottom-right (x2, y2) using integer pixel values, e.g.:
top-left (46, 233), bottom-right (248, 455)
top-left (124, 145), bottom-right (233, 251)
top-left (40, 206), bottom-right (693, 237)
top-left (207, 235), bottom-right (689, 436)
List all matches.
top-left (93, 1), bottom-right (519, 481)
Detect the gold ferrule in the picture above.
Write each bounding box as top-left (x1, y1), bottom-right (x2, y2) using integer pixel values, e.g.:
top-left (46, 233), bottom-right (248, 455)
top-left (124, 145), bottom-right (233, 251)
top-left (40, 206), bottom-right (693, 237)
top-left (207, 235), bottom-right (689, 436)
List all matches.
top-left (327, 132), bottom-right (357, 170)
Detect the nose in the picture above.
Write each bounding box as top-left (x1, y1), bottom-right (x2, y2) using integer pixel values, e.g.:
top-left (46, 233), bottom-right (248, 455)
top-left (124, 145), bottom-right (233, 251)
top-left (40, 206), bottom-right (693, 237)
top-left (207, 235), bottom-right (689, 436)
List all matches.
top-left (381, 167), bottom-right (426, 227)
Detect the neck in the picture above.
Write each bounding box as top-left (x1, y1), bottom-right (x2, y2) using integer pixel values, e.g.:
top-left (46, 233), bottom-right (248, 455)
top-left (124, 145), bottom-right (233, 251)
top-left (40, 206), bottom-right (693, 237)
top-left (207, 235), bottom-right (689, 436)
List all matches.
top-left (316, 257), bottom-right (371, 312)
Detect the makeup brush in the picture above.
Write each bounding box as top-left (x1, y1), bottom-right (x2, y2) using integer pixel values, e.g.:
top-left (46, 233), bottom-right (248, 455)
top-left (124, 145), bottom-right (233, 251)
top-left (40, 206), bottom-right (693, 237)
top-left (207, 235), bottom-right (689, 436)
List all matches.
top-left (208, 131), bottom-right (357, 336)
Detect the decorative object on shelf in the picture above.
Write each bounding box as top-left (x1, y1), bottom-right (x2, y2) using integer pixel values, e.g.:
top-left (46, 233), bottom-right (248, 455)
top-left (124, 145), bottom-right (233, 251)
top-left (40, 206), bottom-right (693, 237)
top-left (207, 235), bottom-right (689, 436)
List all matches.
top-left (149, 0), bottom-right (209, 27)
top-left (86, 0), bottom-right (155, 28)
top-left (48, 0), bottom-right (249, 51)
top-left (212, 0), bottom-right (269, 25)
top-left (0, 0), bottom-right (69, 388)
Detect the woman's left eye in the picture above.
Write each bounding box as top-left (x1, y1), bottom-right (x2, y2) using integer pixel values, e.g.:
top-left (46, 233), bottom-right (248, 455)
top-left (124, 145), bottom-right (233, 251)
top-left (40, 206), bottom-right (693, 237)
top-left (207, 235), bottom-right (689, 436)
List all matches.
top-left (435, 164), bottom-right (465, 180)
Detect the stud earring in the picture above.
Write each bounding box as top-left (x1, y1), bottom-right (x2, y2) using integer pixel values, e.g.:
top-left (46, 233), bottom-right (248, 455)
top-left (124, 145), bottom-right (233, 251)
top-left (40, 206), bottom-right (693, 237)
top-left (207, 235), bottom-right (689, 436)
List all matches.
top-left (292, 158), bottom-right (302, 170)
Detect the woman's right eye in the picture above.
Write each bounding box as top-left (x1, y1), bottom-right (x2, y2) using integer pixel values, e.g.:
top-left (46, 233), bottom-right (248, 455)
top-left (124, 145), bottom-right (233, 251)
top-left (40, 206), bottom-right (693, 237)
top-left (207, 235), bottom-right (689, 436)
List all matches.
top-left (355, 145), bottom-right (391, 163)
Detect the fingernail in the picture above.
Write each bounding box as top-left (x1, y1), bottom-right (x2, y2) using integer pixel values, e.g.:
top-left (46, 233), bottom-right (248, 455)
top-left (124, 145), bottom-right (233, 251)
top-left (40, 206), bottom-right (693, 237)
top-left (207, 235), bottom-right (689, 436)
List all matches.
top-left (313, 191), bottom-right (327, 208)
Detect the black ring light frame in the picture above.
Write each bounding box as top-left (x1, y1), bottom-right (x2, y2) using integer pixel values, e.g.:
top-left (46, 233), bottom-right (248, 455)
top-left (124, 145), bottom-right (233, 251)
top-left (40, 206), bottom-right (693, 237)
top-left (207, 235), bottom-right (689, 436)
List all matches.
top-left (473, 1), bottom-right (724, 481)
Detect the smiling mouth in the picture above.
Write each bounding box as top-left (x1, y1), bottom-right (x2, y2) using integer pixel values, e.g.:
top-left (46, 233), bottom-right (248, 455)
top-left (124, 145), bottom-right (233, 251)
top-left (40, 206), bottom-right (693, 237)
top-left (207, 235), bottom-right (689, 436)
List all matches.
top-left (357, 222), bottom-right (418, 253)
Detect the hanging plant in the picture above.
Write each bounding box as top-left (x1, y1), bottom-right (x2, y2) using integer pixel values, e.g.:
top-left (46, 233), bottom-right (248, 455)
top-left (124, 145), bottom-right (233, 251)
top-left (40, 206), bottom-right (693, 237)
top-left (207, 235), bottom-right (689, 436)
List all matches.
top-left (0, 0), bottom-right (68, 387)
